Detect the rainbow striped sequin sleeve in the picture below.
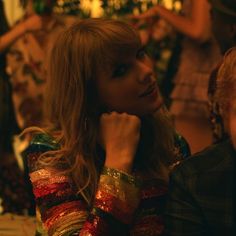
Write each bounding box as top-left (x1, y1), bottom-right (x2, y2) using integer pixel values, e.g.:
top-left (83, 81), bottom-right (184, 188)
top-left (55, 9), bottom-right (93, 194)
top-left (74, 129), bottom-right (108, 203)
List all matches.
top-left (27, 133), bottom-right (142, 236)
top-left (80, 167), bottom-right (142, 235)
top-left (29, 163), bottom-right (89, 235)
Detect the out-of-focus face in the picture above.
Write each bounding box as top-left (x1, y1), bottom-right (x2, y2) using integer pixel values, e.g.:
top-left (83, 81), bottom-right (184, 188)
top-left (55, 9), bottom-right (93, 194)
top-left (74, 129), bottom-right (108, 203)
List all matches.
top-left (229, 98), bottom-right (236, 149)
top-left (96, 47), bottom-right (163, 116)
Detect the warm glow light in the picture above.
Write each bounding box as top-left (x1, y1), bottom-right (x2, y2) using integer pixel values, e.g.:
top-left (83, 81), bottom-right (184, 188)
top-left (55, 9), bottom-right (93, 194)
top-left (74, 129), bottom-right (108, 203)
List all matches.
top-left (163, 0), bottom-right (173, 9)
top-left (91, 0), bottom-right (103, 17)
top-left (174, 1), bottom-right (182, 12)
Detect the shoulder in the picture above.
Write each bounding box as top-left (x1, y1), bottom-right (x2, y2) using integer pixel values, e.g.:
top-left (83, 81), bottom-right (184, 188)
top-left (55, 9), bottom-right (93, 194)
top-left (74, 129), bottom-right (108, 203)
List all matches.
top-left (171, 139), bottom-right (234, 179)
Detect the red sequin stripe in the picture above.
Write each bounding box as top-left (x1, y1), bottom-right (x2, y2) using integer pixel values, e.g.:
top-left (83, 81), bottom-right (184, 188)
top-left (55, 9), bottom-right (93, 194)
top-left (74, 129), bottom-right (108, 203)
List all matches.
top-left (42, 200), bottom-right (87, 222)
top-left (94, 190), bottom-right (134, 224)
top-left (80, 215), bottom-right (109, 236)
top-left (35, 188), bottom-right (74, 209)
top-left (43, 201), bottom-right (87, 229)
top-left (33, 182), bottom-right (70, 198)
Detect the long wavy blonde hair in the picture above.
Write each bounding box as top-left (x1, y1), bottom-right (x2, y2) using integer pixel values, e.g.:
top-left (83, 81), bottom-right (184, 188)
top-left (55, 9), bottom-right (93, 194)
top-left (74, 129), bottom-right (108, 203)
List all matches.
top-left (30, 18), bottom-right (176, 205)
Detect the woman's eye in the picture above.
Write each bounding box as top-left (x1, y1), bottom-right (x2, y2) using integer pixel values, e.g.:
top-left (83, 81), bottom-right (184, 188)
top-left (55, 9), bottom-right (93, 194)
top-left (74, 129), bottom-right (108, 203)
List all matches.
top-left (112, 64), bottom-right (128, 78)
top-left (137, 48), bottom-right (147, 59)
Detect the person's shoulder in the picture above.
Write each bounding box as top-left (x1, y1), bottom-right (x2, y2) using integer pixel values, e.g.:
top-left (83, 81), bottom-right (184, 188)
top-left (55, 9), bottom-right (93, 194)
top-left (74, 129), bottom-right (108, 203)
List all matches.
top-left (172, 139), bottom-right (234, 177)
top-left (25, 132), bottom-right (60, 154)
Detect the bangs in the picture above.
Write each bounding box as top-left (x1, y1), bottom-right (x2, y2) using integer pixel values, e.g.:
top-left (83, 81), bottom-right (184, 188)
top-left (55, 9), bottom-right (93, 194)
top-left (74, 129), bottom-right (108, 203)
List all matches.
top-left (64, 18), bottom-right (141, 81)
top-left (90, 19), bottom-right (141, 70)
top-left (104, 33), bottom-right (141, 66)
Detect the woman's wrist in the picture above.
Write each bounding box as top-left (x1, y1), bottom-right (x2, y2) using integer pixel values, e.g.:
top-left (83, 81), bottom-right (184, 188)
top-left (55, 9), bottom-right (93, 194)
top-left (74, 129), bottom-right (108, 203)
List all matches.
top-left (101, 166), bottom-right (141, 186)
top-left (104, 163), bottom-right (132, 174)
top-left (105, 153), bottom-right (134, 173)
top-left (94, 166), bottom-right (142, 224)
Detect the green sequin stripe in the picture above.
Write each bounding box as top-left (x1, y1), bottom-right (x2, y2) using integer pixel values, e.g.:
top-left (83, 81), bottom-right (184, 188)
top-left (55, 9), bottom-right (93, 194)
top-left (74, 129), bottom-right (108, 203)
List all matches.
top-left (101, 167), bottom-right (142, 187)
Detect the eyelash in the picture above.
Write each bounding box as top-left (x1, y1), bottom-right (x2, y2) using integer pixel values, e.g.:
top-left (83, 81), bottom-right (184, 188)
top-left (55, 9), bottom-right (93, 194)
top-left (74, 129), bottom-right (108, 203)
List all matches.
top-left (112, 48), bottom-right (147, 78)
top-left (137, 48), bottom-right (146, 59)
top-left (112, 64), bottom-right (129, 78)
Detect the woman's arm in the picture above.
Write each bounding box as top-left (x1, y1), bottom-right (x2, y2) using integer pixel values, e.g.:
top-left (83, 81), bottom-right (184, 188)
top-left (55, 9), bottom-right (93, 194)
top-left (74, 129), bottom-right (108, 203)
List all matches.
top-left (29, 155), bottom-right (141, 235)
top-left (0, 14), bottom-right (42, 53)
top-left (135, 0), bottom-right (211, 43)
top-left (27, 133), bottom-right (141, 236)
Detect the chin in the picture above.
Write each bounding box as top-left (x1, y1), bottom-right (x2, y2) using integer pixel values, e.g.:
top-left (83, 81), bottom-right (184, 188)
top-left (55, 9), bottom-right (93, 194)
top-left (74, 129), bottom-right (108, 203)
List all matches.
top-left (146, 102), bottom-right (164, 116)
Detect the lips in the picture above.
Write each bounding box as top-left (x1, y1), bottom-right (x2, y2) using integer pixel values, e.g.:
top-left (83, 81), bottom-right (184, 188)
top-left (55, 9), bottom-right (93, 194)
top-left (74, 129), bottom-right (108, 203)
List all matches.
top-left (139, 83), bottom-right (157, 97)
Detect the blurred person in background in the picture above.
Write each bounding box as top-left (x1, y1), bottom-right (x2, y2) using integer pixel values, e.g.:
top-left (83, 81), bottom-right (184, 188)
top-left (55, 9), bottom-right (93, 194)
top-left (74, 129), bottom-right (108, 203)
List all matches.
top-left (133, 0), bottom-right (222, 154)
top-left (0, 0), bottom-right (43, 214)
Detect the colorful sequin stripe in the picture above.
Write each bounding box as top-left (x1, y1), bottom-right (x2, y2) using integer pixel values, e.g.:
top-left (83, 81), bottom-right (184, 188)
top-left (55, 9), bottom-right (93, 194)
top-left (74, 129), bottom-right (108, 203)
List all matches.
top-left (30, 169), bottom-right (66, 183)
top-left (45, 201), bottom-right (88, 235)
top-left (94, 167), bottom-right (142, 224)
top-left (94, 190), bottom-right (134, 224)
top-left (30, 168), bottom-right (71, 199)
top-left (99, 175), bottom-right (140, 208)
top-left (80, 214), bottom-right (109, 236)
top-left (101, 167), bottom-right (142, 187)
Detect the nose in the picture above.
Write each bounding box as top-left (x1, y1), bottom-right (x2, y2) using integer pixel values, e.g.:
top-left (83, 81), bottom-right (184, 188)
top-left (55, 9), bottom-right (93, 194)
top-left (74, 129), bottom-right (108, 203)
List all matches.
top-left (136, 60), bottom-right (153, 83)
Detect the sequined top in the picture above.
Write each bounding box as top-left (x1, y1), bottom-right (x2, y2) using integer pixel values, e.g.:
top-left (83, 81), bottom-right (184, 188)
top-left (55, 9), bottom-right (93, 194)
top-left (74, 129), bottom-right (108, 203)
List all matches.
top-left (26, 133), bottom-right (189, 236)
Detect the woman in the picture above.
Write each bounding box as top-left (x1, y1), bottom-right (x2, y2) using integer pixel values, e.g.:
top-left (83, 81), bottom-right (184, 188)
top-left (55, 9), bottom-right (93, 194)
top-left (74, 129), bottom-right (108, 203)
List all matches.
top-left (25, 18), bottom-right (189, 235)
top-left (132, 0), bottom-right (221, 153)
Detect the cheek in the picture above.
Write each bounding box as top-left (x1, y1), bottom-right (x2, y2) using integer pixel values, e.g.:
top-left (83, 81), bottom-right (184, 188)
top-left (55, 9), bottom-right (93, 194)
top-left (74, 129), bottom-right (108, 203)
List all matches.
top-left (99, 85), bottom-right (136, 110)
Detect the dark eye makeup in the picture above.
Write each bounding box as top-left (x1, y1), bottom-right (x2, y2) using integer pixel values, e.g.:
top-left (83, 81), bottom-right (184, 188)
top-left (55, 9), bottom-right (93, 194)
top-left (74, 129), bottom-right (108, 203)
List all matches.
top-left (111, 47), bottom-right (147, 78)
top-left (112, 64), bottom-right (129, 78)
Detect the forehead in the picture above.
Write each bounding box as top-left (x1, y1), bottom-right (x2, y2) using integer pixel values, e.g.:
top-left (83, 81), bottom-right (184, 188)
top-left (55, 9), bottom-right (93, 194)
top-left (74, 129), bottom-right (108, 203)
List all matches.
top-left (105, 43), bottom-right (140, 67)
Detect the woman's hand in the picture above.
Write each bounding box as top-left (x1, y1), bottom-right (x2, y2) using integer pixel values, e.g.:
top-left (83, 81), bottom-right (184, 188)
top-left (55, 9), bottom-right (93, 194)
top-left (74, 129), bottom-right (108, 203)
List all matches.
top-left (129, 6), bottom-right (159, 20)
top-left (99, 112), bottom-right (141, 173)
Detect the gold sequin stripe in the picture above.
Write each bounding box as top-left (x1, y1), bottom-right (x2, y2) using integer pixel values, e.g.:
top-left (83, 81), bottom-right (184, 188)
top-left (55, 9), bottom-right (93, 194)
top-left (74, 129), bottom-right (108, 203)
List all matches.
top-left (32, 176), bottom-right (69, 189)
top-left (48, 210), bottom-right (88, 236)
top-left (44, 201), bottom-right (86, 228)
top-left (101, 167), bottom-right (142, 187)
top-left (98, 175), bottom-right (140, 209)
top-left (30, 168), bottom-right (59, 182)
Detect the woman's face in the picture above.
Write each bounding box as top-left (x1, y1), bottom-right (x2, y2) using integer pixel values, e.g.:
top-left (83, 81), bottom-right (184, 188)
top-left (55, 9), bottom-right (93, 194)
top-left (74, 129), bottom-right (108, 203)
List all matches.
top-left (96, 47), bottom-right (163, 116)
top-left (229, 98), bottom-right (236, 149)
